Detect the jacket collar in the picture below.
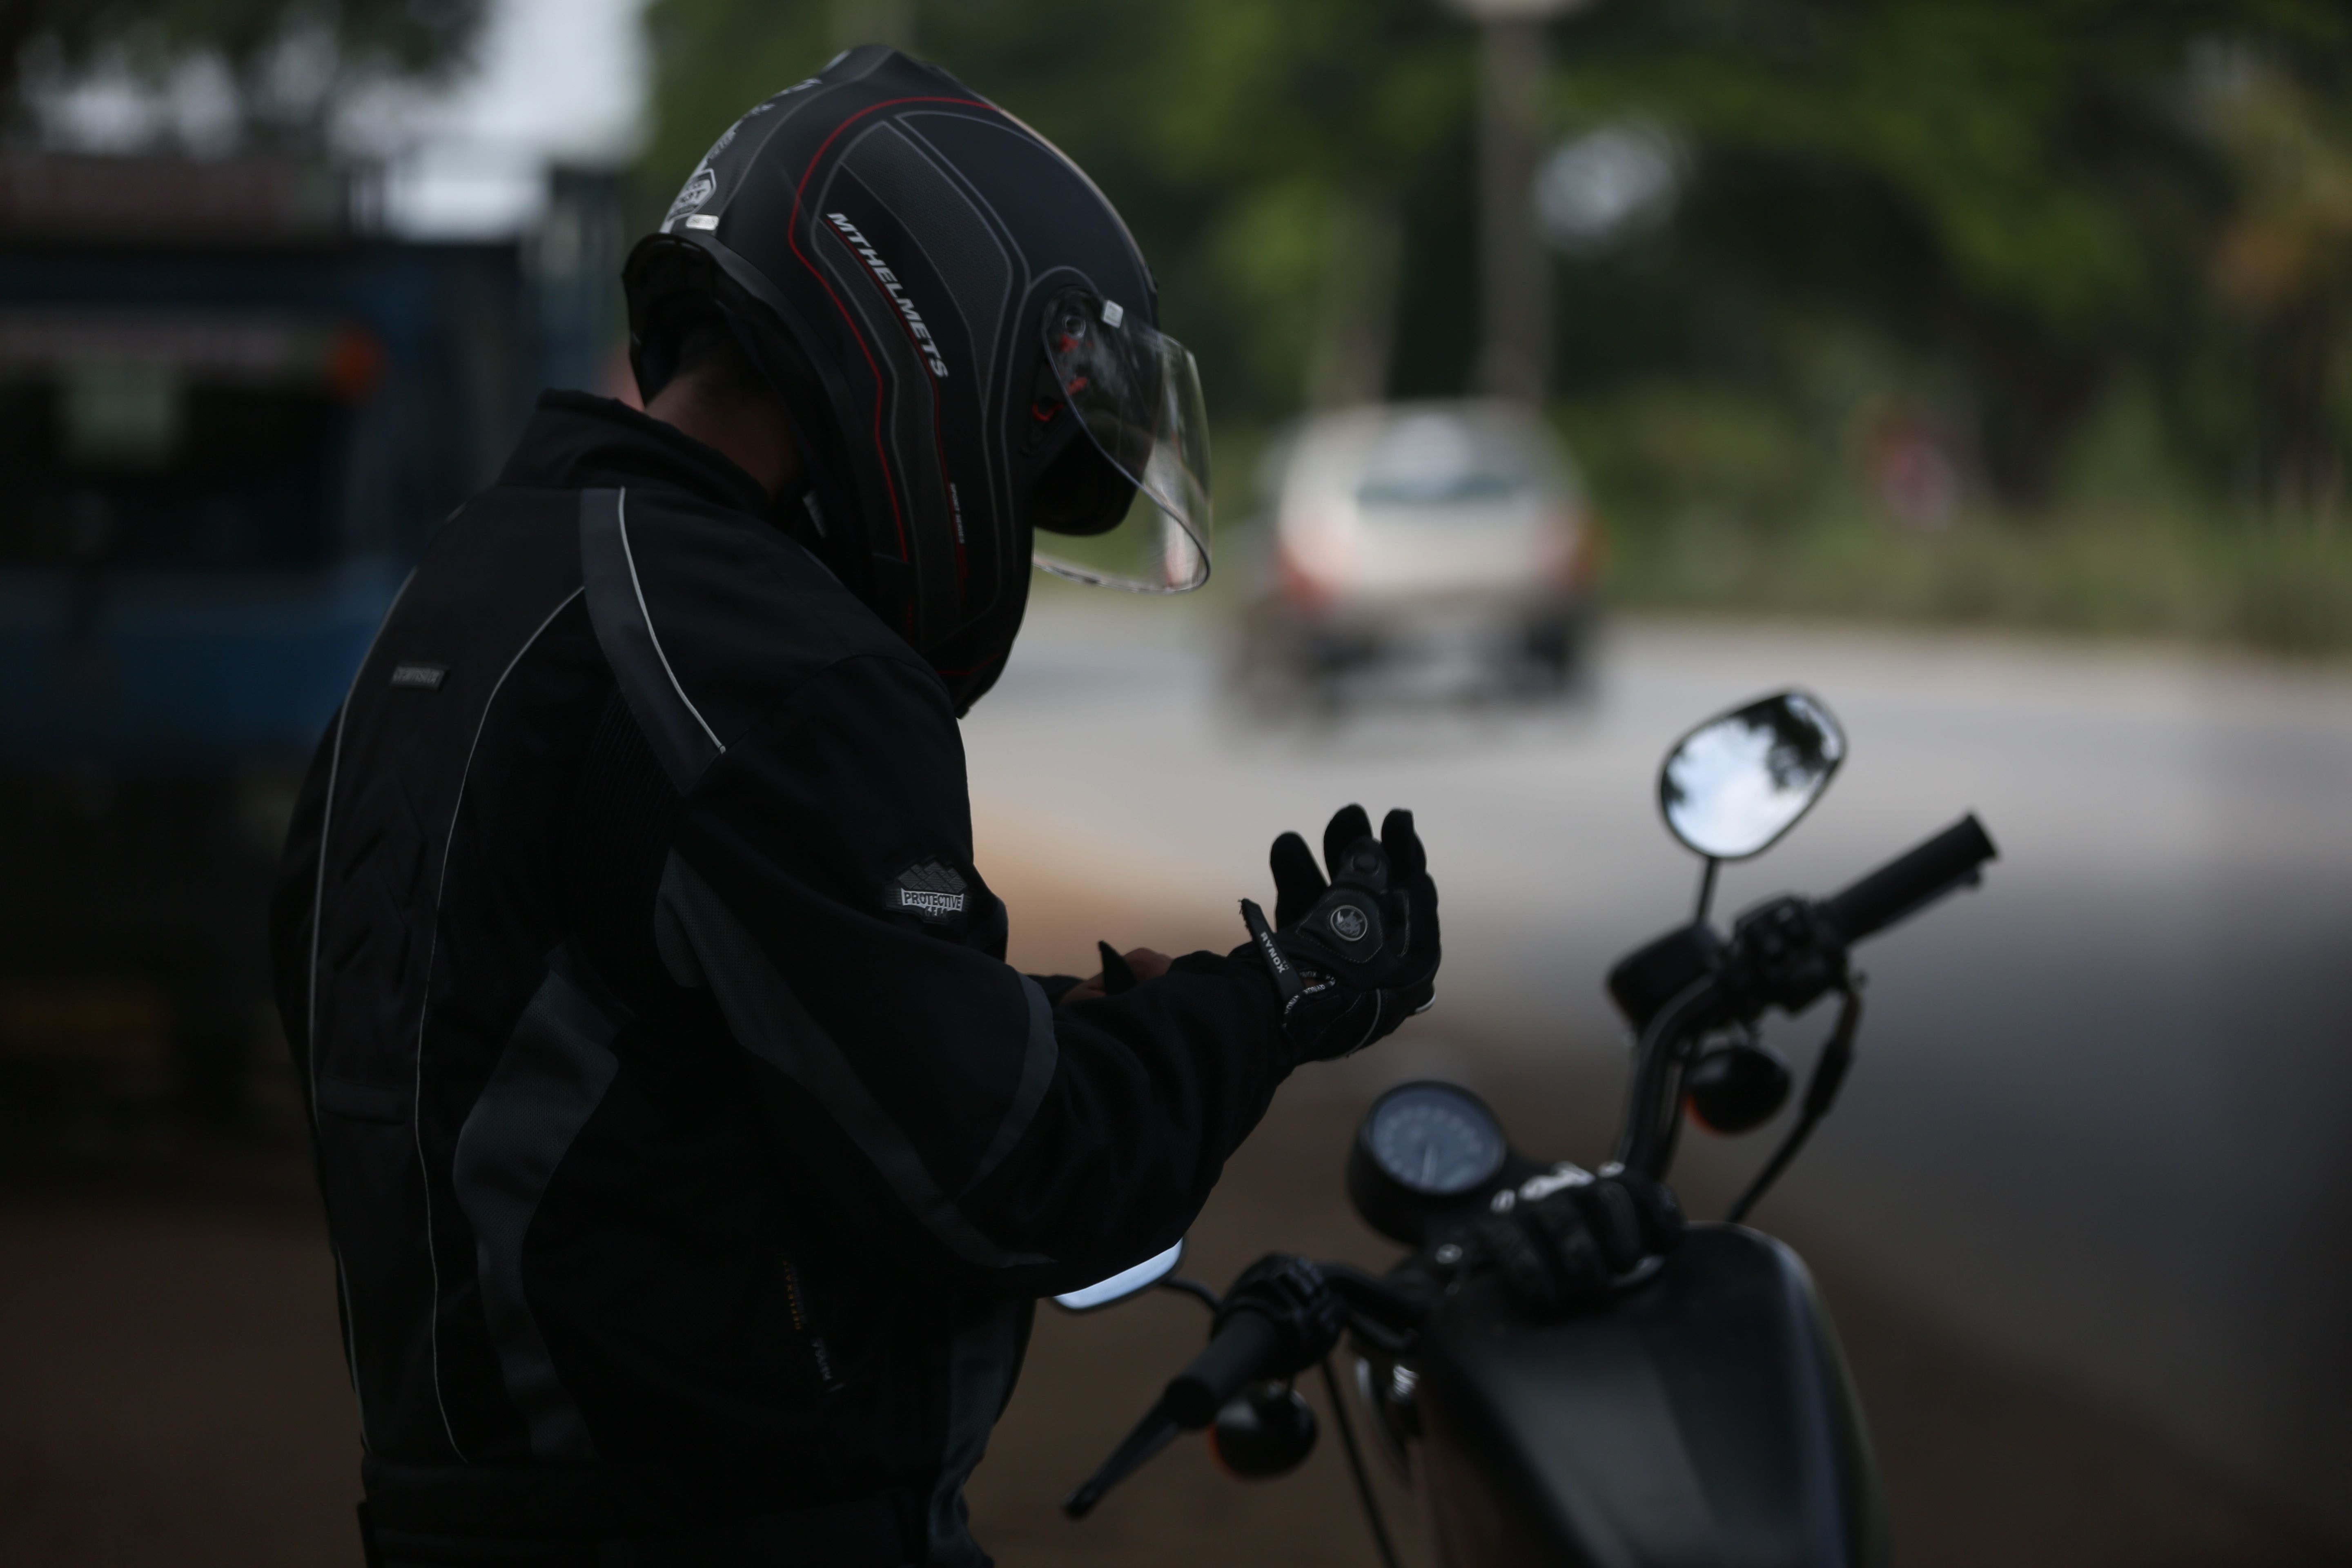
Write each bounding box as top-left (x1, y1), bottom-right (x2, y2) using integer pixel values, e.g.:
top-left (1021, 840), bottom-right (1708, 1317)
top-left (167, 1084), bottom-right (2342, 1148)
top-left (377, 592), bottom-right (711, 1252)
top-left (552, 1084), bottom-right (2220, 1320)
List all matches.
top-left (496, 390), bottom-right (775, 518)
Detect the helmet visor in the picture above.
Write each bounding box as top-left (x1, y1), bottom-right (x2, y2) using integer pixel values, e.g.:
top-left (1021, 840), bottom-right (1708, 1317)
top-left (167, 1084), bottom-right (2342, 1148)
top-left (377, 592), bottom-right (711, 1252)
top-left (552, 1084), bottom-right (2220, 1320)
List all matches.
top-left (1033, 288), bottom-right (1212, 592)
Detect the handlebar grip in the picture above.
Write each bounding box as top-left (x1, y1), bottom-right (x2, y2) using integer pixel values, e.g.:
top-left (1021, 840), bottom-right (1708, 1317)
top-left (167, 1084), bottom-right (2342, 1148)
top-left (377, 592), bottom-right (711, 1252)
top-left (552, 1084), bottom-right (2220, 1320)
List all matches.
top-left (1163, 1310), bottom-right (1281, 1429)
top-left (1821, 814), bottom-right (1997, 945)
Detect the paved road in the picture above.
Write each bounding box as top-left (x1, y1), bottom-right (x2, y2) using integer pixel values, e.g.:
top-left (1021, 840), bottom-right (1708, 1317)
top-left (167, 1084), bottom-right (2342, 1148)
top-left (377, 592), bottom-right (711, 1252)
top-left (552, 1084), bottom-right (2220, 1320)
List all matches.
top-left (964, 595), bottom-right (2352, 1547)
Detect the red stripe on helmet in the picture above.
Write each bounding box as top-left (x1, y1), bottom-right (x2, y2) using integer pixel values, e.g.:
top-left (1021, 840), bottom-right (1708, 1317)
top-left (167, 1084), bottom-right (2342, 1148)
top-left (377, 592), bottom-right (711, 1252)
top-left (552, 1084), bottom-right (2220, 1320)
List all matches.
top-left (783, 94), bottom-right (993, 614)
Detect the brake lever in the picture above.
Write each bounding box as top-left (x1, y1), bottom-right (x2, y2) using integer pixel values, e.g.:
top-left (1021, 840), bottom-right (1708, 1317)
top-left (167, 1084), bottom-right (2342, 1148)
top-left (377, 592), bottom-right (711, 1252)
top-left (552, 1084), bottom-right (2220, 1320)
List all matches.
top-left (1062, 1398), bottom-right (1181, 1519)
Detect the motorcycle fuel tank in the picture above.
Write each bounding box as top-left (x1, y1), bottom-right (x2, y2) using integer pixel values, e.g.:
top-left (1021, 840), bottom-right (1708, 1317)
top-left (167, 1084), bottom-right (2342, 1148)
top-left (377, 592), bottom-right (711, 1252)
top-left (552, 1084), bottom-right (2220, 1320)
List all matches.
top-left (1414, 1225), bottom-right (1890, 1568)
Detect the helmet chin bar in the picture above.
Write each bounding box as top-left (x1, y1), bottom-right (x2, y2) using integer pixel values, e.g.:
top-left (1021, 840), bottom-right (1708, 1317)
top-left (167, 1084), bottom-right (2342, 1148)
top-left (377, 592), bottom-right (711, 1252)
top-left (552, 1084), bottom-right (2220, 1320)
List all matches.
top-left (1031, 434), bottom-right (1137, 538)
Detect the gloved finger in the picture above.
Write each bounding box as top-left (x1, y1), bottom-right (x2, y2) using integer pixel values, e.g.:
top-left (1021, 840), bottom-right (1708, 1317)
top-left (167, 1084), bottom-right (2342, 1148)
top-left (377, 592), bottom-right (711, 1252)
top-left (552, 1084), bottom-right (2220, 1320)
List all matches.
top-left (1379, 808), bottom-right (1426, 887)
top-left (1394, 853), bottom-right (1439, 966)
top-left (1380, 810), bottom-right (1434, 953)
top-left (1270, 831), bottom-right (1327, 928)
top-left (1321, 804), bottom-right (1374, 880)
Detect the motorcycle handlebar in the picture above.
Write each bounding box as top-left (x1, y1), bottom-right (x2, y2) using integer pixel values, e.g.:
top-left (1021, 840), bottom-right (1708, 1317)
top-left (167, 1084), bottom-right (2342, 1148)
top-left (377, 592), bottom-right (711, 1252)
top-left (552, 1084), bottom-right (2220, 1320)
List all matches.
top-left (1163, 1310), bottom-right (1281, 1429)
top-left (1820, 814), bottom-right (1997, 945)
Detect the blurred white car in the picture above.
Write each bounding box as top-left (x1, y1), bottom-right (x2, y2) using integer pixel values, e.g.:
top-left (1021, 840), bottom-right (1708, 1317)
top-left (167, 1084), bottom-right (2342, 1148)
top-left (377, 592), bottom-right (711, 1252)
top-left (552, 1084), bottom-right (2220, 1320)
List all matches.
top-left (1236, 399), bottom-right (1595, 708)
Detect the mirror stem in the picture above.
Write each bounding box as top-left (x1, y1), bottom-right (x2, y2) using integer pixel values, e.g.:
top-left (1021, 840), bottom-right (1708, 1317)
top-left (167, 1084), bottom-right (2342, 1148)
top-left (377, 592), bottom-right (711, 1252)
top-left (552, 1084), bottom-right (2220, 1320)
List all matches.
top-left (1693, 858), bottom-right (1719, 925)
top-left (1158, 1276), bottom-right (1221, 1312)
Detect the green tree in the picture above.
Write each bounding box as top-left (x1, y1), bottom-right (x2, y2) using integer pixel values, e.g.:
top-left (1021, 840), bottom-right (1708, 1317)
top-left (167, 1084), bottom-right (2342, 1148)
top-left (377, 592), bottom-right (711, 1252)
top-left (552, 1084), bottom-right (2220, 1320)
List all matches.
top-left (2195, 48), bottom-right (2352, 509)
top-left (1556, 0), bottom-right (2352, 508)
top-left (641, 0), bottom-right (2352, 516)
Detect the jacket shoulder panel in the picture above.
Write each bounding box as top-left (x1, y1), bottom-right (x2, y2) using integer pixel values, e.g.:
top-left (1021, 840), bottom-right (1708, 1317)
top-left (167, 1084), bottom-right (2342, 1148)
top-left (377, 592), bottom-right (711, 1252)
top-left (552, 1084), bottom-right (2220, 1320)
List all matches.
top-left (579, 484), bottom-right (933, 792)
top-left (579, 487), bottom-right (722, 790)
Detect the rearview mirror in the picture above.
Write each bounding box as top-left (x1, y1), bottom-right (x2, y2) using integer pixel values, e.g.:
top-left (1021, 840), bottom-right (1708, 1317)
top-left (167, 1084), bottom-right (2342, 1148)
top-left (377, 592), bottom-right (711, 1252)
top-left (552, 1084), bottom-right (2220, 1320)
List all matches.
top-left (1051, 1240), bottom-right (1185, 1313)
top-left (1659, 691), bottom-right (1846, 862)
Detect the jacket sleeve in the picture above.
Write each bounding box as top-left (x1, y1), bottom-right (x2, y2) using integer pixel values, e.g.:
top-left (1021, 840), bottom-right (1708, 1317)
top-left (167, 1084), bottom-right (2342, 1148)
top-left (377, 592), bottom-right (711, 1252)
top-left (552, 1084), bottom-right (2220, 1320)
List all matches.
top-left (657, 651), bottom-right (1288, 1295)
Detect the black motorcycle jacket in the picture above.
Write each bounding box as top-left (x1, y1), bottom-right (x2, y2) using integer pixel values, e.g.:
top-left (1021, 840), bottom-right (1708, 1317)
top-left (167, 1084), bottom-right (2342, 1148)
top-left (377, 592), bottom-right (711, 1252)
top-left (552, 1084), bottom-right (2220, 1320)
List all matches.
top-left (268, 392), bottom-right (1288, 1565)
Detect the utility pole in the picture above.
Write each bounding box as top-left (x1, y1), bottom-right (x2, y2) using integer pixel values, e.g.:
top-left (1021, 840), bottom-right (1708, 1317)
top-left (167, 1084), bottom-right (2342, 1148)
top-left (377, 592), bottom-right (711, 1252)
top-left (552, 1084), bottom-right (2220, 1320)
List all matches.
top-left (1445, 0), bottom-right (1591, 404)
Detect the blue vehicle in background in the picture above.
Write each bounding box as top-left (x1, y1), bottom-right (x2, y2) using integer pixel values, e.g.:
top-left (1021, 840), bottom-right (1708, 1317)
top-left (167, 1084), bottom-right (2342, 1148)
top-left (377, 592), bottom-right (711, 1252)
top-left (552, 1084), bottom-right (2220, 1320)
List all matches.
top-left (0, 152), bottom-right (621, 1126)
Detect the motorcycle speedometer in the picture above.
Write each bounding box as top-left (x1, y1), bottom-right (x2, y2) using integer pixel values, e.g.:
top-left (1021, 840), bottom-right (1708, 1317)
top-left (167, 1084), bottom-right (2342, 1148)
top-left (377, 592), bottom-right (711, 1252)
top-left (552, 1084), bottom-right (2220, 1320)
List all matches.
top-left (1363, 1082), bottom-right (1507, 1194)
top-left (1347, 1081), bottom-right (1513, 1245)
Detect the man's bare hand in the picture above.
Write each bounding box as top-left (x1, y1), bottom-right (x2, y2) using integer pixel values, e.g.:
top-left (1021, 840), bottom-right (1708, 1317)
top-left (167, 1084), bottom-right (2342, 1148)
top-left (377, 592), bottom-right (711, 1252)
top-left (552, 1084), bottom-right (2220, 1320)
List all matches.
top-left (1060, 945), bottom-right (1173, 1004)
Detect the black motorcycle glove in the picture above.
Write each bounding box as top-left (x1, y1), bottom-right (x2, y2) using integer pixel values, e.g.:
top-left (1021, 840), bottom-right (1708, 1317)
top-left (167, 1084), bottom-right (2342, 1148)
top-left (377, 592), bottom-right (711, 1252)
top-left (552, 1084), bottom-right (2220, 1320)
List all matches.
top-left (1234, 804), bottom-right (1440, 1064)
top-left (1468, 1163), bottom-right (1684, 1315)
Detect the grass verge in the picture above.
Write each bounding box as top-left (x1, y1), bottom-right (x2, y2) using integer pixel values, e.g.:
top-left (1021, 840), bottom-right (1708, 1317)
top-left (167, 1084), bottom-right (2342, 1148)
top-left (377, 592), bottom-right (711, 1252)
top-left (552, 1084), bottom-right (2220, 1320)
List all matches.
top-left (1599, 505), bottom-right (2352, 655)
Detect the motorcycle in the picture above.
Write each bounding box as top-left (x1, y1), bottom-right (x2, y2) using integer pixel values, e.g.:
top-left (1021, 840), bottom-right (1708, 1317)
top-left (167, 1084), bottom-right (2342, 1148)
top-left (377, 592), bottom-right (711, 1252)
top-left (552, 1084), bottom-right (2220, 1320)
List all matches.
top-left (1046, 690), bottom-right (1998, 1567)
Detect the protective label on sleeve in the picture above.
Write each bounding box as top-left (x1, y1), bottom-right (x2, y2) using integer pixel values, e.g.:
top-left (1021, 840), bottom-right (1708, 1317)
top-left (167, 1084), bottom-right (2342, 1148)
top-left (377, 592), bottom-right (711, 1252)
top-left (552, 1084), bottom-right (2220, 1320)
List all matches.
top-left (888, 860), bottom-right (969, 922)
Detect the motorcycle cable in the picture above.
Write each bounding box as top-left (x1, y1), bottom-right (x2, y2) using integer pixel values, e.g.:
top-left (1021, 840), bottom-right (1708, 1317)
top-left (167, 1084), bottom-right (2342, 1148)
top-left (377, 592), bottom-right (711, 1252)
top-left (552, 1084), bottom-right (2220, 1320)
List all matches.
top-left (1615, 975), bottom-right (1722, 1177)
top-left (1727, 983), bottom-right (1862, 1224)
top-left (1158, 1276), bottom-right (1222, 1312)
top-left (1318, 1357), bottom-right (1403, 1568)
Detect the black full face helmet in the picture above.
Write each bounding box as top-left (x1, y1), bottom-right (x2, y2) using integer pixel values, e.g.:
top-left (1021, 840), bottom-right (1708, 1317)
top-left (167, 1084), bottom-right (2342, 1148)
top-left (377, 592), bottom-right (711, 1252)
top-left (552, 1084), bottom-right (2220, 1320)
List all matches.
top-left (624, 44), bottom-right (1212, 713)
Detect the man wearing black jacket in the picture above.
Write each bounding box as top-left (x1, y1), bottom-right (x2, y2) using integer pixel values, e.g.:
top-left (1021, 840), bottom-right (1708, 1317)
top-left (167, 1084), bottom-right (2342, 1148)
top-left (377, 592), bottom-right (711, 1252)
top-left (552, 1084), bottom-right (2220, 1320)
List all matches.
top-left (271, 47), bottom-right (1441, 1568)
